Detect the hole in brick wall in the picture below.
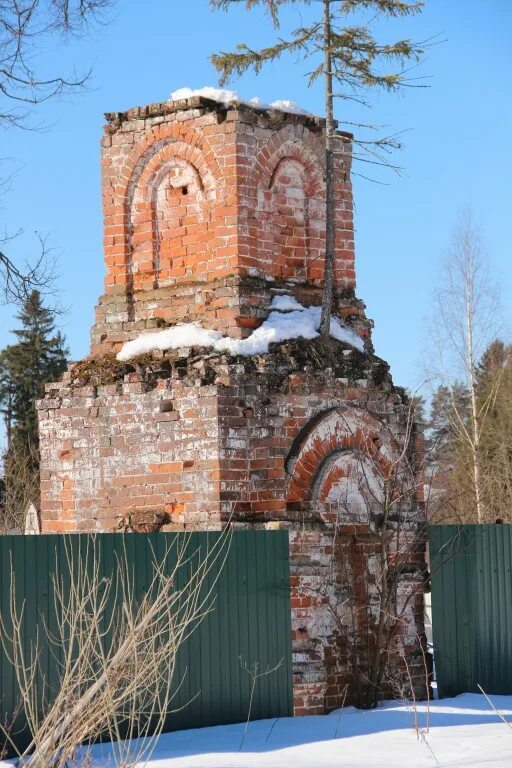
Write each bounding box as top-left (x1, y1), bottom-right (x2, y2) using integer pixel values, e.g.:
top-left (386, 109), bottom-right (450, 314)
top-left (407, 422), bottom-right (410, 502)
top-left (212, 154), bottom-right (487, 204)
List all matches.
top-left (159, 399), bottom-right (174, 413)
top-left (181, 185), bottom-right (188, 195)
top-left (183, 460), bottom-right (195, 469)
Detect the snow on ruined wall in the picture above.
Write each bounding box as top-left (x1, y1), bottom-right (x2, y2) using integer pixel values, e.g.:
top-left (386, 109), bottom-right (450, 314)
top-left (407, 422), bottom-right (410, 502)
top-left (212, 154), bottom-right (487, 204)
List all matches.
top-left (169, 86), bottom-right (312, 115)
top-left (116, 298), bottom-right (365, 361)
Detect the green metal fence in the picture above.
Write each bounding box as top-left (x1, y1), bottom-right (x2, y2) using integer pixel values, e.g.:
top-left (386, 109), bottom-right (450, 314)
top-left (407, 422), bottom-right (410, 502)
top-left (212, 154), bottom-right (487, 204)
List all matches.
top-left (0, 531), bottom-right (292, 752)
top-left (429, 524), bottom-right (512, 698)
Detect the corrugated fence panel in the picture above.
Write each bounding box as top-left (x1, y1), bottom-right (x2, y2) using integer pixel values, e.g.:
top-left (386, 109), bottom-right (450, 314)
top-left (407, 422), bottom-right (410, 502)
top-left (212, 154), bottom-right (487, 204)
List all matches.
top-left (430, 525), bottom-right (512, 698)
top-left (0, 531), bottom-right (292, 752)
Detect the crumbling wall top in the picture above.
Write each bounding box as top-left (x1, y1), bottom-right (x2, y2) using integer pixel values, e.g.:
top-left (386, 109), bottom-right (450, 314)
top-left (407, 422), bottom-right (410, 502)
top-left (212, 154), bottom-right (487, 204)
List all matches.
top-left (104, 94), bottom-right (353, 139)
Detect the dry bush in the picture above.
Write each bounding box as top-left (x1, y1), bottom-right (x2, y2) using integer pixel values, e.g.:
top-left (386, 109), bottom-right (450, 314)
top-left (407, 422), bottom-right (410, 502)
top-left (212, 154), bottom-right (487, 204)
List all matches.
top-left (0, 442), bottom-right (40, 533)
top-left (0, 532), bottom-right (230, 767)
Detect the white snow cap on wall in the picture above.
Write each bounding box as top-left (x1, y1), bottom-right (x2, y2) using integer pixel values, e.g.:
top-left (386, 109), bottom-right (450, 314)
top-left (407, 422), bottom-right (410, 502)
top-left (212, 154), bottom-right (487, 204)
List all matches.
top-left (116, 296), bottom-right (364, 362)
top-left (170, 87), bottom-right (311, 116)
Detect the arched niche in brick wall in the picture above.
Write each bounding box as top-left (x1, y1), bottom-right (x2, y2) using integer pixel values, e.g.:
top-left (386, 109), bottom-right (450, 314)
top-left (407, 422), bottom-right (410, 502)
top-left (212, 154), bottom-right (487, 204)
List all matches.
top-left (285, 407), bottom-right (398, 525)
top-left (126, 139), bottom-right (217, 290)
top-left (254, 133), bottom-right (325, 283)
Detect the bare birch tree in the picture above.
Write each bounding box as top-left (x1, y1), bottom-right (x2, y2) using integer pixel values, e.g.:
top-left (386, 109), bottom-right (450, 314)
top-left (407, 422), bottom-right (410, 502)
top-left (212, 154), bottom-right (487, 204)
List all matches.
top-left (428, 210), bottom-right (503, 523)
top-left (210, 0), bottom-right (427, 336)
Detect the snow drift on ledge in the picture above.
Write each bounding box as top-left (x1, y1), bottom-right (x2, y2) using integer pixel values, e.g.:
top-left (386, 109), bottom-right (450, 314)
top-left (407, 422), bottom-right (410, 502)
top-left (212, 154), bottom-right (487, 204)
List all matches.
top-left (116, 296), bottom-right (364, 362)
top-left (170, 86), bottom-right (312, 116)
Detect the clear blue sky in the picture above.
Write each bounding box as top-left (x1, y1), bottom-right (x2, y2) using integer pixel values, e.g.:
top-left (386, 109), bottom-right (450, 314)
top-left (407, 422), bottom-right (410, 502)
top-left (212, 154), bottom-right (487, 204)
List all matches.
top-left (1, 0), bottom-right (511, 397)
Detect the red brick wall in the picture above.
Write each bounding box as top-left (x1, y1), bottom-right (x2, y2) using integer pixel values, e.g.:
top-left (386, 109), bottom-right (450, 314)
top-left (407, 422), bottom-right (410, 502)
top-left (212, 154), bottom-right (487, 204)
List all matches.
top-left (92, 96), bottom-right (356, 353)
top-left (38, 348), bottom-right (427, 712)
top-left (39, 376), bottom-right (223, 532)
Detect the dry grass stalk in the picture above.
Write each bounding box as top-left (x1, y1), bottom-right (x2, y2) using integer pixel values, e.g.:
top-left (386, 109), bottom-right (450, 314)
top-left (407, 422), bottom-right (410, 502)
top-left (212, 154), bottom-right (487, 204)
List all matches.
top-left (238, 656), bottom-right (283, 752)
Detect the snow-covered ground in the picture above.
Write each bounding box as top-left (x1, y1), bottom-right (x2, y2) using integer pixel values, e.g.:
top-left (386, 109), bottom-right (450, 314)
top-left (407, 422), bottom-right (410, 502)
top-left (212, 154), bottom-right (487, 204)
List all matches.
top-left (4, 694), bottom-right (511, 767)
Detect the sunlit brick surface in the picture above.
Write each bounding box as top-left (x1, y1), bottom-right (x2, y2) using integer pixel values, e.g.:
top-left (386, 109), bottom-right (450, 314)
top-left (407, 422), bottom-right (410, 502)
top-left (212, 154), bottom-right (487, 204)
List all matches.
top-left (39, 95), bottom-right (426, 715)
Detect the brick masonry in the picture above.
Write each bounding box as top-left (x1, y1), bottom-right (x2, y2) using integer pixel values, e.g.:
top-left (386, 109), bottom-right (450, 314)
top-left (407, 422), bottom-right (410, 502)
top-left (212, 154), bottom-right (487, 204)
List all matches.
top-left (38, 94), bottom-right (427, 713)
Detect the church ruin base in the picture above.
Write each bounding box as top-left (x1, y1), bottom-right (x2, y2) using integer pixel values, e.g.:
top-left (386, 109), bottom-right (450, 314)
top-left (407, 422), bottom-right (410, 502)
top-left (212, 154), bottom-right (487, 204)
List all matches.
top-left (39, 338), bottom-right (428, 712)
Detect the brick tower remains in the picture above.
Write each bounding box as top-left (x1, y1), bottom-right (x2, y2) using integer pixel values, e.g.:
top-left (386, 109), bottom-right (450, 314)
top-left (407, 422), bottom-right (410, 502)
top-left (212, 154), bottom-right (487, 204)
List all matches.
top-left (38, 93), bottom-right (427, 713)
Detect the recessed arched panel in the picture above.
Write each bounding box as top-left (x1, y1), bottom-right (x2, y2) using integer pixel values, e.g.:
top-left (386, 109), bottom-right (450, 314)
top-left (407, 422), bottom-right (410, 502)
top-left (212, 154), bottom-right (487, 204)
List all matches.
top-left (285, 407), bottom-right (397, 509)
top-left (312, 449), bottom-right (384, 524)
top-left (254, 134), bottom-right (325, 282)
top-left (267, 157), bottom-right (309, 280)
top-left (126, 140), bottom-right (217, 290)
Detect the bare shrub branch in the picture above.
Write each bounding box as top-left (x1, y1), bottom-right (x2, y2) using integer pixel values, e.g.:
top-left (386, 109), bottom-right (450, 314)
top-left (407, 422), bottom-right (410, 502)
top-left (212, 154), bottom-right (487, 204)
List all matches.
top-left (0, 531), bottom-right (231, 767)
top-left (0, 441), bottom-right (39, 532)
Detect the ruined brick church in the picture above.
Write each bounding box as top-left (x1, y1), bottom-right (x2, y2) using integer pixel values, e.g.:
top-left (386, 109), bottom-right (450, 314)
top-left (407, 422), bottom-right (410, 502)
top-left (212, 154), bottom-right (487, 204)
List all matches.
top-left (38, 92), bottom-right (426, 713)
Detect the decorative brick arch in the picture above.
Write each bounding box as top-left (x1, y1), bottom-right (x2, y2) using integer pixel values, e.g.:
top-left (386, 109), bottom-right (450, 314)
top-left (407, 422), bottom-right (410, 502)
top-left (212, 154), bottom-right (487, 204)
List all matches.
top-left (102, 123), bottom-right (222, 291)
top-left (255, 130), bottom-right (324, 198)
top-left (286, 407), bottom-right (397, 506)
top-left (127, 139), bottom-right (216, 208)
top-left (117, 122), bottom-right (221, 202)
top-left (126, 141), bottom-right (217, 287)
top-left (251, 126), bottom-right (325, 282)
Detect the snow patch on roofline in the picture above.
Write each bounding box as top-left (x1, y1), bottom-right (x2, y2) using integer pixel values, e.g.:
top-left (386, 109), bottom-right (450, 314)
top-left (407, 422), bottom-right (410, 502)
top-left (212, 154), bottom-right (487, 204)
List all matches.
top-left (169, 87), bottom-right (312, 116)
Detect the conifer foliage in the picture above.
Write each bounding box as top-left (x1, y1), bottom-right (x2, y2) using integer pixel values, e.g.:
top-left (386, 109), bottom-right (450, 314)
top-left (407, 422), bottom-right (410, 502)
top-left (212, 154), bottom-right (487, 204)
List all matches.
top-left (0, 290), bottom-right (68, 528)
top-left (210, 0), bottom-right (426, 334)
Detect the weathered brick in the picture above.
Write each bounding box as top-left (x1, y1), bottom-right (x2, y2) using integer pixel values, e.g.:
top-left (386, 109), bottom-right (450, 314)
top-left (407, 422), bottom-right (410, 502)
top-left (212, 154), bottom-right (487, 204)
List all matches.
top-left (39, 94), bottom-right (426, 716)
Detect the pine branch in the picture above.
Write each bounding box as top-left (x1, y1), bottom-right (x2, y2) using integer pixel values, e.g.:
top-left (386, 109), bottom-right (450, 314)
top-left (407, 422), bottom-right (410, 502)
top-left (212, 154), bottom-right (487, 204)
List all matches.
top-left (211, 24), bottom-right (320, 84)
top-left (210, 0), bottom-right (291, 29)
top-left (340, 0), bottom-right (424, 17)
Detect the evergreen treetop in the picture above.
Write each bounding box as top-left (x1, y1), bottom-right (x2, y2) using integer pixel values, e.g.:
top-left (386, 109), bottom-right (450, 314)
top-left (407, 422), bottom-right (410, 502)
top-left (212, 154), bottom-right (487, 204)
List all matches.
top-left (0, 290), bottom-right (68, 450)
top-left (211, 0), bottom-right (427, 335)
top-left (211, 0), bottom-right (426, 162)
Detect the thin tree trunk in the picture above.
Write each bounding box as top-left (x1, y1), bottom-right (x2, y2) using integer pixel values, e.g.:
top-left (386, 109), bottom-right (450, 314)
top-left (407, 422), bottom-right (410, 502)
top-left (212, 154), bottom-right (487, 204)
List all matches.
top-left (465, 288), bottom-right (484, 523)
top-left (320, 0), bottom-right (335, 338)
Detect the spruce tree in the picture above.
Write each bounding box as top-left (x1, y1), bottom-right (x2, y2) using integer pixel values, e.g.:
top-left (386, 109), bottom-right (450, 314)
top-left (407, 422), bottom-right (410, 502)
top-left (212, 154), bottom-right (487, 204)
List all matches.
top-left (0, 291), bottom-right (68, 527)
top-left (211, 0), bottom-right (426, 335)
top-left (0, 291), bottom-right (68, 451)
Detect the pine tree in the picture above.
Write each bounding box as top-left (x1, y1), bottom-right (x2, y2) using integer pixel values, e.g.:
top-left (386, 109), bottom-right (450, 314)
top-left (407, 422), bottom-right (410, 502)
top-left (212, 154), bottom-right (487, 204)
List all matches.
top-left (476, 339), bottom-right (509, 392)
top-left (428, 340), bottom-right (512, 523)
top-left (210, 0), bottom-right (425, 335)
top-left (428, 383), bottom-right (472, 523)
top-left (429, 383), bottom-right (470, 465)
top-left (475, 340), bottom-right (512, 520)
